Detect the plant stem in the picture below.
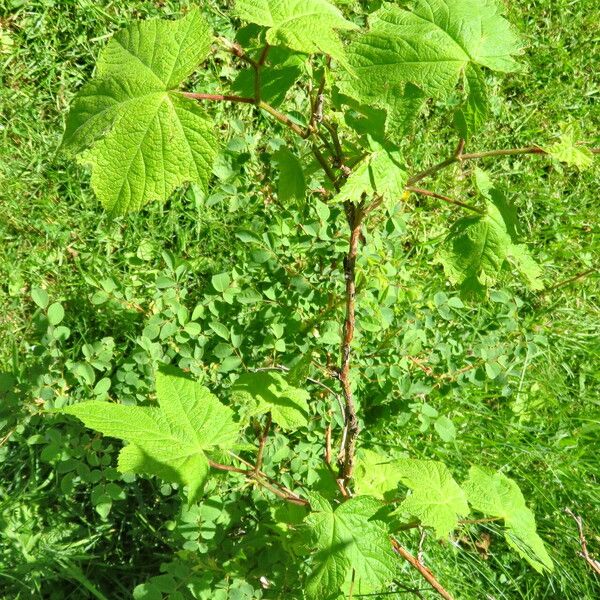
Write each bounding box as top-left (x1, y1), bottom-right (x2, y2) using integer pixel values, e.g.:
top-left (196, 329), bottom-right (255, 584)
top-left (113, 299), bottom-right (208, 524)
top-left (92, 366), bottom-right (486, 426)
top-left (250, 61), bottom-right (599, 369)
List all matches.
top-left (254, 412), bottom-right (272, 474)
top-left (312, 145), bottom-right (340, 190)
top-left (391, 538), bottom-right (455, 600)
top-left (338, 205), bottom-right (363, 490)
top-left (253, 44), bottom-right (270, 104)
top-left (181, 94), bottom-right (307, 138)
top-left (405, 186), bottom-right (483, 214)
top-left (210, 455), bottom-right (308, 506)
top-left (217, 36), bottom-right (257, 68)
top-left (541, 267), bottom-right (597, 295)
top-left (257, 43), bottom-right (271, 66)
top-left (258, 101), bottom-right (308, 138)
top-left (408, 145), bottom-right (600, 187)
top-left (181, 92), bottom-right (255, 104)
top-left (309, 56), bottom-right (330, 132)
top-left (565, 508), bottom-right (600, 575)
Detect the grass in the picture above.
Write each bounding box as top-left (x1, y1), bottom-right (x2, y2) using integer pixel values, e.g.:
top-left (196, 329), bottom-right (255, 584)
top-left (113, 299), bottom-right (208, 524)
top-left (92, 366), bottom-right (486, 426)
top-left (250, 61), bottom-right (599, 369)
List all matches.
top-left (1, 0), bottom-right (599, 598)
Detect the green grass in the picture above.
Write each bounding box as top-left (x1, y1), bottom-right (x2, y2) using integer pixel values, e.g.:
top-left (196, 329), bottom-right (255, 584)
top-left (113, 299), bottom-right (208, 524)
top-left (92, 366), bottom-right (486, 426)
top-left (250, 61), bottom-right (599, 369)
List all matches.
top-left (1, 0), bottom-right (599, 598)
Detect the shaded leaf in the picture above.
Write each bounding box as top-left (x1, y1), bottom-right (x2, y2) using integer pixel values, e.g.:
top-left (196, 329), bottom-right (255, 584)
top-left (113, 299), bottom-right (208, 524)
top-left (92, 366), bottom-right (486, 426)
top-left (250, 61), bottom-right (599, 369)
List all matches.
top-left (231, 371), bottom-right (309, 430)
top-left (454, 65), bottom-right (489, 141)
top-left (231, 48), bottom-right (304, 106)
top-left (273, 148), bottom-right (306, 204)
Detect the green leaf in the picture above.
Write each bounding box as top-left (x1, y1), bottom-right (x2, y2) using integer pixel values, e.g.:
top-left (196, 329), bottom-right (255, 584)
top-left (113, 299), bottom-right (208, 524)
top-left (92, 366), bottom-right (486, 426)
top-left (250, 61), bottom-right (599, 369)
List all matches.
top-left (231, 371), bottom-right (309, 430)
top-left (273, 148), bottom-right (306, 204)
top-left (542, 124), bottom-right (594, 169)
top-left (463, 466), bottom-right (553, 573)
top-left (31, 287), bottom-right (49, 309)
top-left (231, 48), bottom-right (304, 107)
top-left (383, 83), bottom-right (427, 140)
top-left (439, 173), bottom-right (543, 292)
top-left (336, 83), bottom-right (424, 144)
top-left (353, 449), bottom-right (404, 500)
top-left (304, 493), bottom-right (397, 599)
top-left (47, 302), bottom-right (65, 325)
top-left (454, 65), bottom-right (489, 141)
top-left (434, 415), bottom-right (456, 442)
top-left (341, 0), bottom-right (521, 109)
top-left (61, 367), bottom-right (238, 504)
top-left (234, 0), bottom-right (358, 63)
top-left (63, 10), bottom-right (218, 215)
top-left (97, 12), bottom-right (212, 87)
top-left (211, 272), bottom-right (231, 293)
top-left (286, 350), bottom-right (313, 387)
top-left (506, 244), bottom-right (544, 291)
top-left (333, 144), bottom-right (406, 211)
top-left (393, 459), bottom-right (469, 537)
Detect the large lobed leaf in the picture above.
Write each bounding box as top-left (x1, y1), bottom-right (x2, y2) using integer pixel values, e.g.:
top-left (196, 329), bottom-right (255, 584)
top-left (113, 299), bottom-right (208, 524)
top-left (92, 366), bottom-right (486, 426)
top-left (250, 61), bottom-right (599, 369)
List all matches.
top-left (393, 459), bottom-right (469, 537)
top-left (339, 0), bottom-right (521, 135)
top-left (63, 9), bottom-right (218, 216)
top-left (463, 466), bottom-right (553, 573)
top-left (542, 124), bottom-right (594, 169)
top-left (438, 170), bottom-right (543, 293)
top-left (234, 0), bottom-right (358, 63)
top-left (304, 493), bottom-right (397, 599)
top-left (61, 367), bottom-right (238, 504)
top-left (353, 449), bottom-right (404, 500)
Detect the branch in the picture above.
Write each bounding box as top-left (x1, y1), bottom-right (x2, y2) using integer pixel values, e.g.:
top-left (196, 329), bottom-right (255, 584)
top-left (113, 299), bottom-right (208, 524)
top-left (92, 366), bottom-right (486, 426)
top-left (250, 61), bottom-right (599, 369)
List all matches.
top-left (541, 268), bottom-right (597, 295)
top-left (180, 93), bottom-right (307, 138)
top-left (181, 92), bottom-right (255, 104)
top-left (408, 145), bottom-right (600, 187)
top-left (391, 538), bottom-right (455, 600)
top-left (217, 36), bottom-right (257, 68)
top-left (309, 56), bottom-right (330, 132)
top-left (565, 508), bottom-right (600, 576)
top-left (312, 145), bottom-right (340, 191)
top-left (337, 205), bottom-right (364, 491)
top-left (258, 101), bottom-right (308, 138)
top-left (210, 454), bottom-right (308, 507)
top-left (257, 43), bottom-right (271, 66)
top-left (254, 412), bottom-right (272, 474)
top-left (405, 186), bottom-right (483, 214)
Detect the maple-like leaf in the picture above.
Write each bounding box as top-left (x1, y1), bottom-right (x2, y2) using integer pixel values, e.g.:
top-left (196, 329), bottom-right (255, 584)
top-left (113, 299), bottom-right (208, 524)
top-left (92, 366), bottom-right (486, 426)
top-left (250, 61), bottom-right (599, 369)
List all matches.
top-left (353, 449), bottom-right (404, 500)
top-left (345, 0), bottom-right (521, 96)
top-left (542, 124), bottom-right (594, 169)
top-left (62, 10), bottom-right (218, 216)
top-left (61, 367), bottom-right (239, 504)
top-left (393, 459), bottom-right (469, 538)
top-left (438, 170), bottom-right (543, 292)
top-left (304, 493), bottom-right (397, 599)
top-left (339, 0), bottom-right (521, 132)
top-left (463, 466), bottom-right (553, 573)
top-left (234, 0), bottom-right (358, 63)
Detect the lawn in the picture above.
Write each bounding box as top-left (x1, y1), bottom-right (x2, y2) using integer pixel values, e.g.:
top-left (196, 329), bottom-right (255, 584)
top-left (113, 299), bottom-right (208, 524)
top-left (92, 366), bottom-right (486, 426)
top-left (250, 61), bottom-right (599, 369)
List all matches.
top-left (1, 1), bottom-right (598, 599)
